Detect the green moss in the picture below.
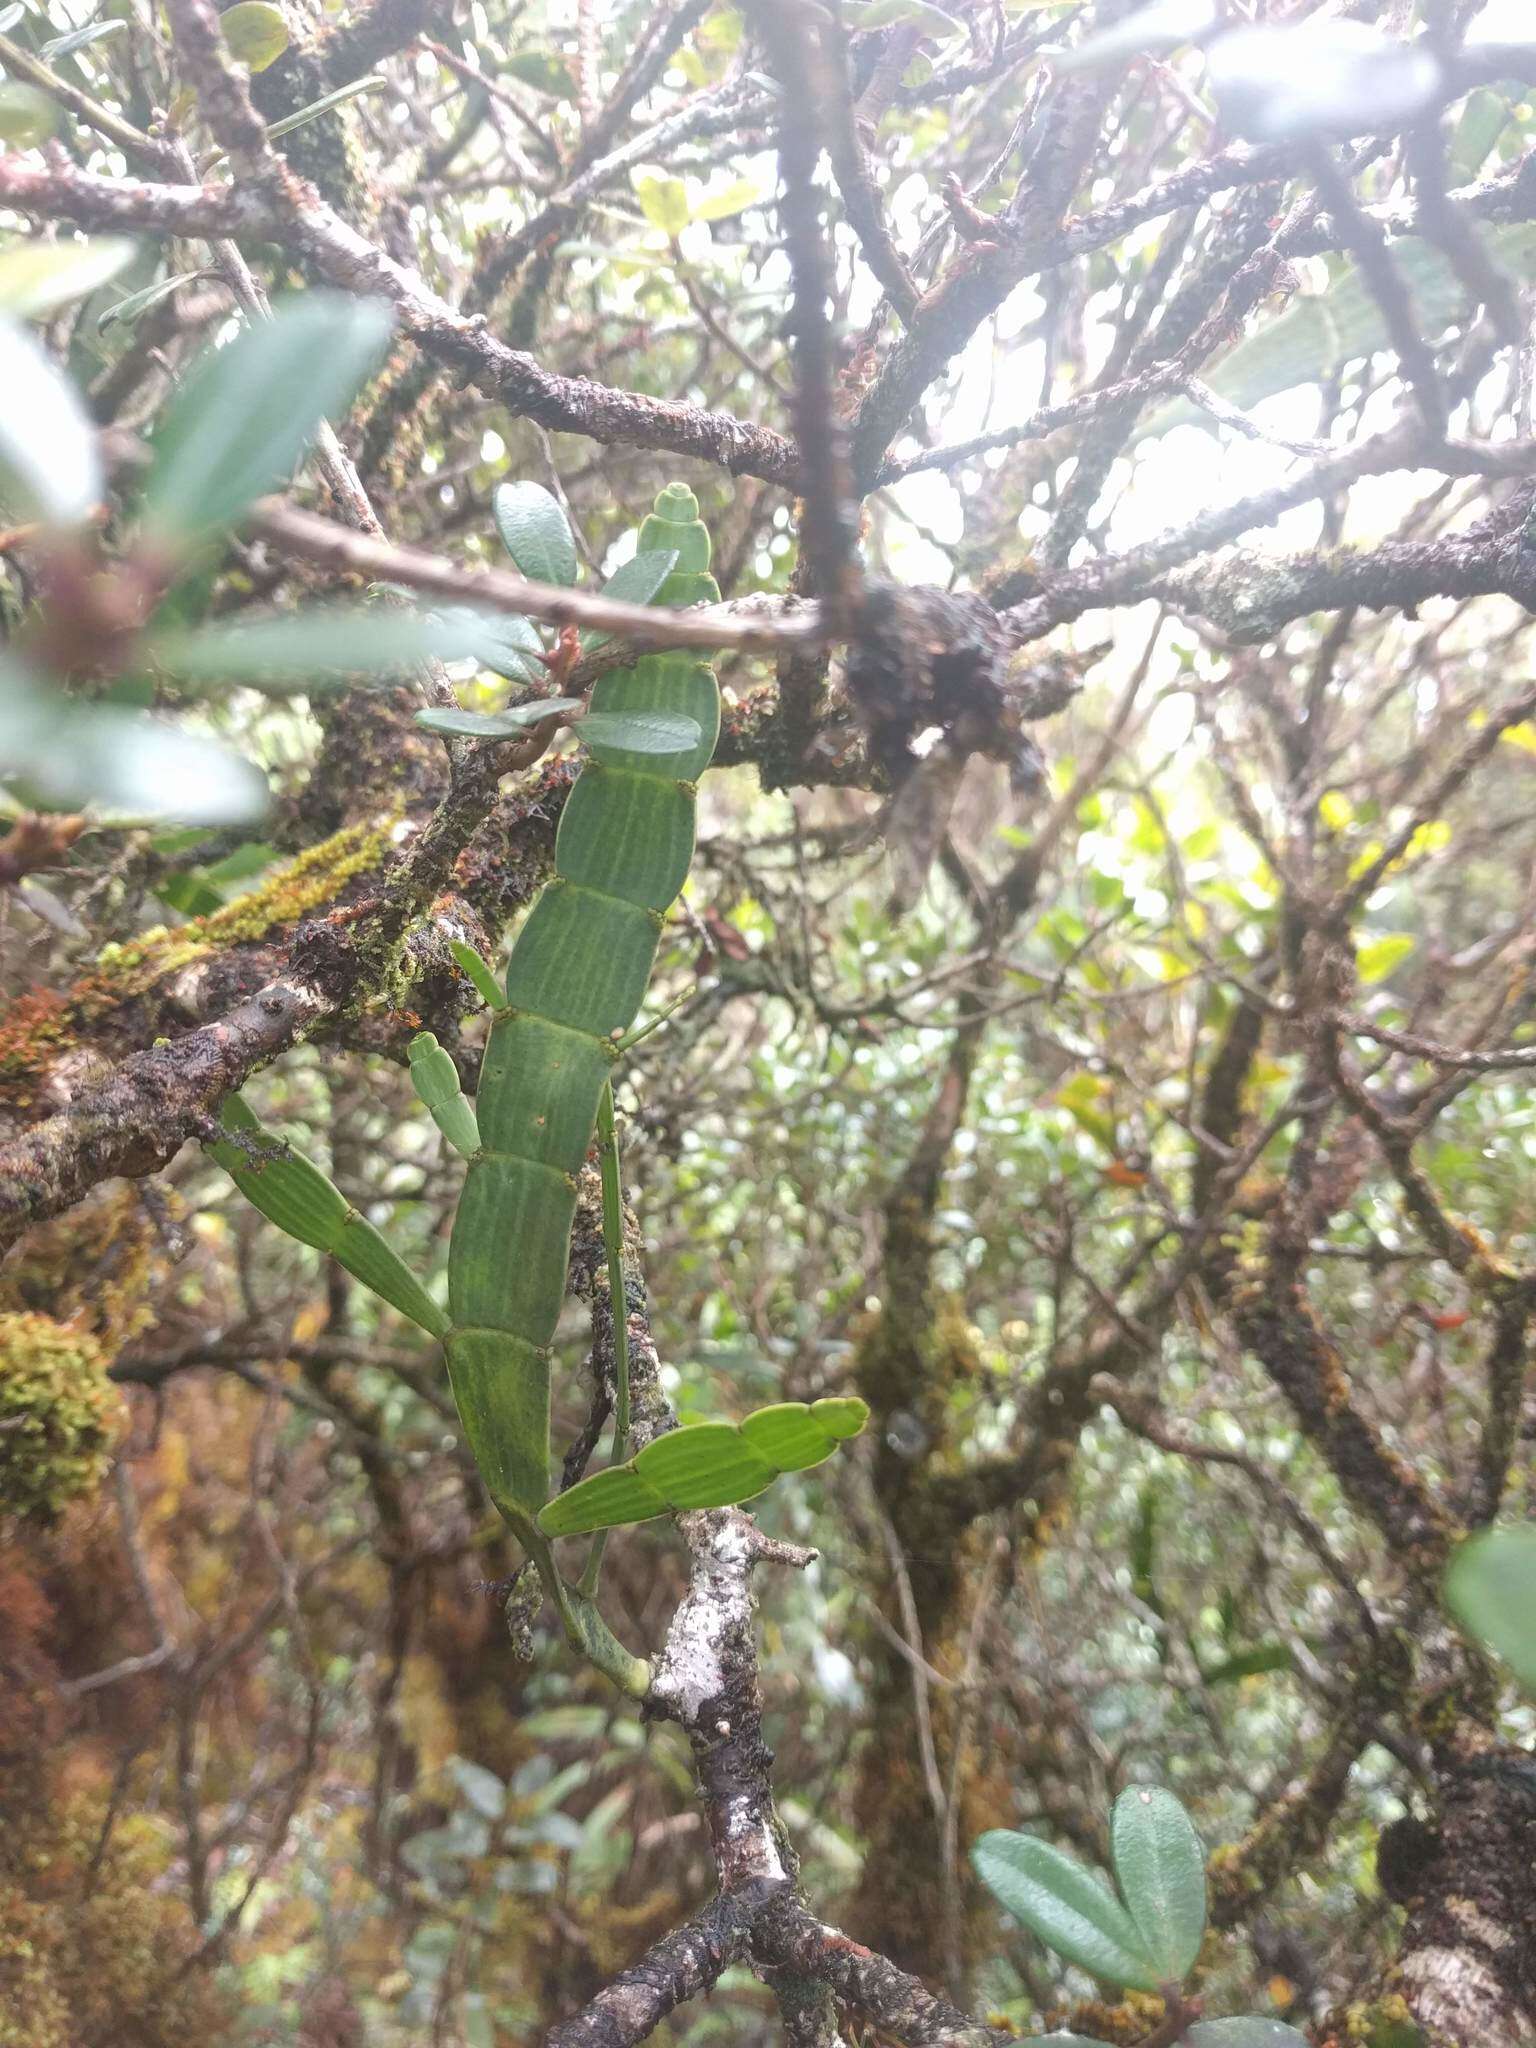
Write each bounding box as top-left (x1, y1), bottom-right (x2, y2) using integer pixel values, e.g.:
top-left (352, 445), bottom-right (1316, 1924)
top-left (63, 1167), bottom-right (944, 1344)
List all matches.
top-left (0, 1312), bottom-right (123, 1520)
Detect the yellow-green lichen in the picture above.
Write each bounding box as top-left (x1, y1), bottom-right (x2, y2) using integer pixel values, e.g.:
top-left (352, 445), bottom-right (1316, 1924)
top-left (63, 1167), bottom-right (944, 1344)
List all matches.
top-left (0, 1312), bottom-right (124, 1520)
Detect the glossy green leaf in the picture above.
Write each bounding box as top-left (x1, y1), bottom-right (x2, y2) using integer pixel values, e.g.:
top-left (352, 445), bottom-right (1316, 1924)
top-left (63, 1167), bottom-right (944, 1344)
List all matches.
top-left (1445, 1525), bottom-right (1536, 1689)
top-left (40, 18), bottom-right (124, 58)
top-left (0, 313), bottom-right (99, 525)
top-left (972, 1830), bottom-right (1161, 1991)
top-left (220, 0), bottom-right (289, 70)
top-left (141, 293), bottom-right (393, 550)
top-left (449, 938), bottom-right (506, 1010)
top-left (208, 1096), bottom-right (449, 1338)
top-left (492, 480), bottom-right (578, 587)
top-left (0, 236), bottom-right (134, 317)
top-left (538, 1399), bottom-right (870, 1536)
top-left (581, 548), bottom-right (679, 650)
top-left (417, 697), bottom-right (581, 740)
top-left (1109, 1786), bottom-right (1206, 1983)
top-left (409, 1032), bottom-right (480, 1157)
top-left (576, 709), bottom-right (702, 756)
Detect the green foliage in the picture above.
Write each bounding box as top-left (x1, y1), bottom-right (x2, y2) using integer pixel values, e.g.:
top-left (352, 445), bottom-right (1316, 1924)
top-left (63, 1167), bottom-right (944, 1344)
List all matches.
top-left (409, 1032), bottom-right (480, 1158)
top-left (977, 1786), bottom-right (1300, 2043)
top-left (139, 293), bottom-right (392, 550)
top-left (492, 479), bottom-right (579, 587)
top-left (0, 1310), bottom-right (122, 1519)
top-left (1445, 1526), bottom-right (1536, 1690)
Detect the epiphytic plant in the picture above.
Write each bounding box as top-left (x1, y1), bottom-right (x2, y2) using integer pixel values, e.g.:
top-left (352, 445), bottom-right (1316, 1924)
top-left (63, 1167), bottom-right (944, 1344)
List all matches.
top-left (209, 481), bottom-right (868, 1687)
top-left (975, 1786), bottom-right (1310, 2048)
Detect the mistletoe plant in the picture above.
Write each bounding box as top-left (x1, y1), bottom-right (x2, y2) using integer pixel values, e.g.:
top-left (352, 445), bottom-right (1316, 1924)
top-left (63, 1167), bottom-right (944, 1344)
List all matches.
top-left (209, 476), bottom-right (868, 1690)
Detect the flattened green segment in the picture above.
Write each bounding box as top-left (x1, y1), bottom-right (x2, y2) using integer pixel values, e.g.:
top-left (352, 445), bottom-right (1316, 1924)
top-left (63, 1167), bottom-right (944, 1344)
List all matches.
top-left (449, 1153), bottom-right (577, 1342)
top-left (634, 1423), bottom-right (777, 1509)
top-left (475, 1014), bottom-right (612, 1172)
top-left (445, 1328), bottom-right (550, 1514)
top-left (209, 1096), bottom-right (449, 1341)
top-left (409, 1032), bottom-right (480, 1157)
top-left (739, 1402), bottom-right (842, 1472)
top-left (556, 767), bottom-right (696, 911)
top-left (503, 884), bottom-right (660, 1039)
top-left (587, 652), bottom-right (719, 783)
top-left (539, 1465), bottom-right (664, 1537)
top-left (811, 1396), bottom-right (870, 1440)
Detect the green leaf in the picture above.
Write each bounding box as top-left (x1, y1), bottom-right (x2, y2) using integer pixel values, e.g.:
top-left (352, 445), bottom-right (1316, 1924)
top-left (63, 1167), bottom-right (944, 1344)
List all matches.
top-left (432, 603), bottom-right (545, 683)
top-left (581, 549), bottom-right (679, 651)
top-left (502, 48), bottom-right (577, 97)
top-left (632, 171), bottom-right (690, 237)
top-left (0, 236), bottom-right (134, 321)
top-left (575, 709), bottom-right (703, 755)
top-left (0, 83), bottom-right (58, 144)
top-left (416, 697), bottom-right (583, 740)
top-left (692, 177), bottom-right (766, 223)
top-left (97, 269), bottom-right (214, 332)
top-left (40, 18), bottom-right (124, 58)
top-left (1186, 2024), bottom-right (1313, 2048)
top-left (492, 480), bottom-right (578, 587)
top-left (266, 72), bottom-right (384, 138)
top-left (972, 1830), bottom-right (1161, 1991)
top-left (150, 605), bottom-right (512, 692)
top-left (449, 938), bottom-right (506, 1010)
top-left (220, 0), bottom-right (289, 70)
top-left (0, 315), bottom-right (101, 526)
top-left (1109, 1786), bottom-right (1207, 1983)
top-left (1202, 1643), bottom-right (1292, 1686)
top-left (1356, 933), bottom-right (1415, 985)
top-left (140, 293), bottom-right (393, 551)
top-left (0, 664), bottom-right (269, 824)
top-left (1445, 1525), bottom-right (1536, 1690)
top-left (0, 4), bottom-right (25, 31)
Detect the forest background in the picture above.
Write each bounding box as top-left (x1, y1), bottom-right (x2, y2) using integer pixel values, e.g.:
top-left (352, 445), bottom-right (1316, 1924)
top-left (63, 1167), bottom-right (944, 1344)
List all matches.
top-left (2, 1), bottom-right (1536, 2045)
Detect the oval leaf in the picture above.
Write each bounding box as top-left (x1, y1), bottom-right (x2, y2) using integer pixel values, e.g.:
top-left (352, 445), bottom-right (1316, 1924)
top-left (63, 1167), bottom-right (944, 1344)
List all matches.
top-left (1445, 1525), bottom-right (1536, 1690)
top-left (220, 0), bottom-right (289, 70)
top-left (416, 697), bottom-right (582, 740)
top-left (576, 708), bottom-right (702, 755)
top-left (972, 1830), bottom-right (1161, 1991)
top-left (492, 480), bottom-right (578, 587)
top-left (150, 605), bottom-right (524, 692)
top-left (141, 293), bottom-right (393, 550)
top-left (1109, 1786), bottom-right (1207, 1983)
